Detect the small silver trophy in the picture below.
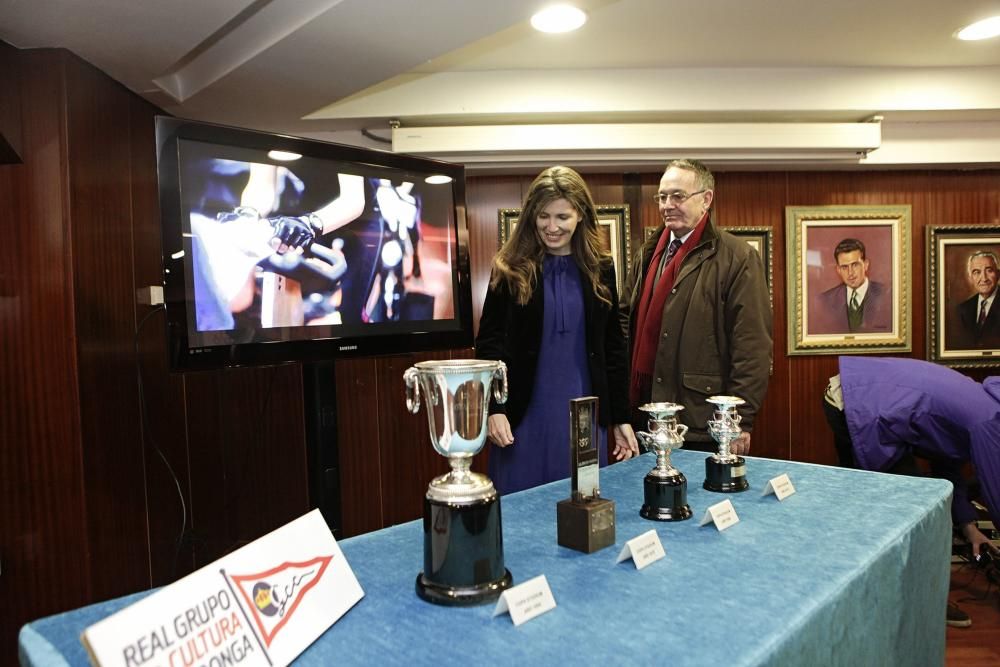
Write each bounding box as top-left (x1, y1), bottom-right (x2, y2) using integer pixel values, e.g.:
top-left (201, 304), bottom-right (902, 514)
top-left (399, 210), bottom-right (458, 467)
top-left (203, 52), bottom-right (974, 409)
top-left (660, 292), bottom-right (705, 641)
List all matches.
top-left (704, 395), bottom-right (749, 493)
top-left (404, 359), bottom-right (513, 606)
top-left (636, 402), bottom-right (692, 521)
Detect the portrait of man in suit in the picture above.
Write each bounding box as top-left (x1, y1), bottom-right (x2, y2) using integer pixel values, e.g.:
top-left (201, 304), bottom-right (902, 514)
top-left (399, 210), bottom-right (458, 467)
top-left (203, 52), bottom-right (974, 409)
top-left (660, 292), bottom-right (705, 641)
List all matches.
top-left (955, 250), bottom-right (1000, 349)
top-left (814, 238), bottom-right (892, 334)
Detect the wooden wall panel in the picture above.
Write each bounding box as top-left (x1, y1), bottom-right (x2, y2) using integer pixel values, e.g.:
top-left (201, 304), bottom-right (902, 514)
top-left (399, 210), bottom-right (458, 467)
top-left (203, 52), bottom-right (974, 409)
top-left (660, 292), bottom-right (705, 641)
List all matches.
top-left (376, 350), bottom-right (454, 527)
top-left (0, 41), bottom-right (23, 162)
top-left (129, 93), bottom-right (191, 587)
top-left (0, 50), bottom-right (92, 655)
top-left (335, 347), bottom-right (480, 536)
top-left (65, 54), bottom-right (151, 600)
top-left (335, 357), bottom-right (384, 537)
top-left (183, 365), bottom-right (309, 566)
top-left (715, 172), bottom-right (790, 461)
top-left (465, 176), bottom-right (524, 338)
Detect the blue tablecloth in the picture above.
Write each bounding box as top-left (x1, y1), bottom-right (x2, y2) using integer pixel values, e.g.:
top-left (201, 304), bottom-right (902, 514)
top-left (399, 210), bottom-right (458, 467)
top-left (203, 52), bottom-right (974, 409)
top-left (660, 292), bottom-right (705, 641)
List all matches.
top-left (20, 451), bottom-right (952, 666)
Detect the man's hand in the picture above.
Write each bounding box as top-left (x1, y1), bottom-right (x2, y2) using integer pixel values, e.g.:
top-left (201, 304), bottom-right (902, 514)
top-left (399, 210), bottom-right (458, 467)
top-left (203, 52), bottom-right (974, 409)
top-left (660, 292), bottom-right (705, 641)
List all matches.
top-left (961, 521), bottom-right (994, 559)
top-left (730, 431), bottom-right (751, 456)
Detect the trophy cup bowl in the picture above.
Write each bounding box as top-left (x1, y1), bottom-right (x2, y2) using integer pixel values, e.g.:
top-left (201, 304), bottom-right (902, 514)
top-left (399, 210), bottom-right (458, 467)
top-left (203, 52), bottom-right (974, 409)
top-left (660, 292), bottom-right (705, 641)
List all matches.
top-left (704, 395), bottom-right (749, 493)
top-left (636, 402), bottom-right (692, 521)
top-left (404, 359), bottom-right (513, 605)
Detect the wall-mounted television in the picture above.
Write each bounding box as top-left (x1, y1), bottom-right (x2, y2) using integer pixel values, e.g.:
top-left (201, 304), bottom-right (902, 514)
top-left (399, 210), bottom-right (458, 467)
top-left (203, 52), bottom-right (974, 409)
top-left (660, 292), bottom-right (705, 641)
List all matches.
top-left (155, 117), bottom-right (473, 371)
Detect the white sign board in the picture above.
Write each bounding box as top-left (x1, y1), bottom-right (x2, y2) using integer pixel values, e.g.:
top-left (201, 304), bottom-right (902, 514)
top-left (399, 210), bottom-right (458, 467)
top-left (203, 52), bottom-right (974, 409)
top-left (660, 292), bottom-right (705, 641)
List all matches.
top-left (82, 509), bottom-right (364, 667)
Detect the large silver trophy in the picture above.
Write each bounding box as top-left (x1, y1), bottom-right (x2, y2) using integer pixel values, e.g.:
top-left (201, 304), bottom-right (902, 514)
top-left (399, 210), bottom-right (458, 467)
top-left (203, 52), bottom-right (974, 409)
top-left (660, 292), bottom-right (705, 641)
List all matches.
top-left (404, 359), bottom-right (513, 606)
top-left (704, 395), bottom-right (749, 492)
top-left (636, 402), bottom-right (692, 521)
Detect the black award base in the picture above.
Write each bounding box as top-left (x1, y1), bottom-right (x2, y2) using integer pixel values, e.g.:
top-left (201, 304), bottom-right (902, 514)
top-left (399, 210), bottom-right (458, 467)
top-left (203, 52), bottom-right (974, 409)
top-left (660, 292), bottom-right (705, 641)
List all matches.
top-left (416, 495), bottom-right (512, 606)
top-left (704, 456), bottom-right (749, 493)
top-left (640, 472), bottom-right (693, 521)
top-left (557, 496), bottom-right (616, 553)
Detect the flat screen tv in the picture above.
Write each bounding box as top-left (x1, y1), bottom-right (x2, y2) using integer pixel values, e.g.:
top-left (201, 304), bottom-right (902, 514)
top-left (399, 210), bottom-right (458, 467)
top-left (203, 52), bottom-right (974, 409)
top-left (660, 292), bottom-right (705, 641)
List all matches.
top-left (155, 117), bottom-right (473, 371)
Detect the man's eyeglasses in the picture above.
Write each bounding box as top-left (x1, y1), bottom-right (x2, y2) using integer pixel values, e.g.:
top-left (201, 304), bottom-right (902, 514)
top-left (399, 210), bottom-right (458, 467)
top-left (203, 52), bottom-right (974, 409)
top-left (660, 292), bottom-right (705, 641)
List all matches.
top-left (653, 190), bottom-right (706, 206)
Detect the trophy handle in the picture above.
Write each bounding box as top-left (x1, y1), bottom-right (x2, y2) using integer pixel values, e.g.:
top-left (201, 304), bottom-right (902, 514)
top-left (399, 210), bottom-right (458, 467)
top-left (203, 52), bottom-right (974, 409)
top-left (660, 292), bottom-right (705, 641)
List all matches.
top-left (403, 367), bottom-right (421, 414)
top-left (636, 431), bottom-right (653, 453)
top-left (676, 423), bottom-right (688, 438)
top-left (492, 362), bottom-right (509, 405)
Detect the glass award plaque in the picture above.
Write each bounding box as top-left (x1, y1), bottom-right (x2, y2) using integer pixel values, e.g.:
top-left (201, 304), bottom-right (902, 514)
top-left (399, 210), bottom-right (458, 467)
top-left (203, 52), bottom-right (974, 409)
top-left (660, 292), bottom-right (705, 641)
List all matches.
top-left (556, 397), bottom-right (616, 553)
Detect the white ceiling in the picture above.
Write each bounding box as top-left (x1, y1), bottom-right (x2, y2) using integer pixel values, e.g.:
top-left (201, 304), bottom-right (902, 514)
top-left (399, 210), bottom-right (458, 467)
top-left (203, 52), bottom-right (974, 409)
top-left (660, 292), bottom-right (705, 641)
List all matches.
top-left (3, 0), bottom-right (1000, 170)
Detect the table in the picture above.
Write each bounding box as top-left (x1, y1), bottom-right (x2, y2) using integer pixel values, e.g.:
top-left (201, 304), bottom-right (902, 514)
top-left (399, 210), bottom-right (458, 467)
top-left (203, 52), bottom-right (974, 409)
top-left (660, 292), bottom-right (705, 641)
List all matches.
top-left (20, 450), bottom-right (953, 666)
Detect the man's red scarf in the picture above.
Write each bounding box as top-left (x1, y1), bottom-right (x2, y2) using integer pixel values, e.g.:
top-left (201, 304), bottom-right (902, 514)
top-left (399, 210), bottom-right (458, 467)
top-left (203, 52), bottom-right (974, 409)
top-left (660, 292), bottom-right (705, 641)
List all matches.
top-left (629, 213), bottom-right (708, 405)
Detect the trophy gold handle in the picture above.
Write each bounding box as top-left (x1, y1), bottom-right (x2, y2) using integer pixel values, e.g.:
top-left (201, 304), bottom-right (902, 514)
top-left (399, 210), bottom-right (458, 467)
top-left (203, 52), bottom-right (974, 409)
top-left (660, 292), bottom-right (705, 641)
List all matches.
top-left (404, 367), bottom-right (421, 414)
top-left (492, 362), bottom-right (509, 405)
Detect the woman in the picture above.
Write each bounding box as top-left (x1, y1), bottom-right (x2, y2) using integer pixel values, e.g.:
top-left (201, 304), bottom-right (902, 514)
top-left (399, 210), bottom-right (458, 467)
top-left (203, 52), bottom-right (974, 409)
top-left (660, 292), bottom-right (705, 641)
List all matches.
top-left (476, 166), bottom-right (639, 495)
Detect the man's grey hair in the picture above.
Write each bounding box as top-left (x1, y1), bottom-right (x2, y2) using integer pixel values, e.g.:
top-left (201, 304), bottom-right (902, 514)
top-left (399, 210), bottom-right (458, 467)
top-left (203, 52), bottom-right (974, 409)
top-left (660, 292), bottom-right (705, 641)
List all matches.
top-left (664, 158), bottom-right (715, 192)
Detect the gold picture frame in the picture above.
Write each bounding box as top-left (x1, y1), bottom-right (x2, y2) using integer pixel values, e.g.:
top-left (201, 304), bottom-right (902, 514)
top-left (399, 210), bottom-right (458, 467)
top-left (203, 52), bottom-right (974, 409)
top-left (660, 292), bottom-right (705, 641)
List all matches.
top-left (498, 204), bottom-right (632, 297)
top-left (725, 226), bottom-right (774, 309)
top-left (927, 225), bottom-right (1000, 368)
top-left (785, 205), bottom-right (911, 355)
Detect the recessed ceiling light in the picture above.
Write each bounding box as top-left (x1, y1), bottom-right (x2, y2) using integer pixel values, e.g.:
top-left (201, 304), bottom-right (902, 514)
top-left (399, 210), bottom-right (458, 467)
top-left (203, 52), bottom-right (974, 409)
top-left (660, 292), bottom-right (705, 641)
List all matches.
top-left (425, 174), bottom-right (453, 185)
top-left (530, 4), bottom-right (587, 34)
top-left (267, 150), bottom-right (302, 161)
top-left (955, 16), bottom-right (1000, 41)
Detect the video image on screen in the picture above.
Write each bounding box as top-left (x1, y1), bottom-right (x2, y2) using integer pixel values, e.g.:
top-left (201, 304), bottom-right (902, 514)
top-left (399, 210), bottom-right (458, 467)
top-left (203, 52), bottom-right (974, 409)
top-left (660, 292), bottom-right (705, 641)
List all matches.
top-left (179, 140), bottom-right (458, 347)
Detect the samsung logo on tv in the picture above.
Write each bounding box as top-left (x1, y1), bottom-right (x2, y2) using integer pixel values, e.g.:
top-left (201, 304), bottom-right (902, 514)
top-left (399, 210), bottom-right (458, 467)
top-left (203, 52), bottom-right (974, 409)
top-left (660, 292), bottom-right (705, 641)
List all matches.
top-left (339, 345), bottom-right (358, 351)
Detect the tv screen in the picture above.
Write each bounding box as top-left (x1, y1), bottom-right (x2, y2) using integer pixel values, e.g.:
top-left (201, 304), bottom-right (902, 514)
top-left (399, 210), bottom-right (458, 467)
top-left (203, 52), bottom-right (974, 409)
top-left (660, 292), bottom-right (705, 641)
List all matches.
top-left (155, 117), bottom-right (473, 371)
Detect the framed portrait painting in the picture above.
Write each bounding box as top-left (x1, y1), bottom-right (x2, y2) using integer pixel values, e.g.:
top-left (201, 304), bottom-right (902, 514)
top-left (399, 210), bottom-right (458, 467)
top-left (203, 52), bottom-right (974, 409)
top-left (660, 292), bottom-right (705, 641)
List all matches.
top-left (498, 204), bottom-right (632, 297)
top-left (725, 226), bottom-right (773, 308)
top-left (785, 205), bottom-right (911, 355)
top-left (927, 225), bottom-right (1000, 368)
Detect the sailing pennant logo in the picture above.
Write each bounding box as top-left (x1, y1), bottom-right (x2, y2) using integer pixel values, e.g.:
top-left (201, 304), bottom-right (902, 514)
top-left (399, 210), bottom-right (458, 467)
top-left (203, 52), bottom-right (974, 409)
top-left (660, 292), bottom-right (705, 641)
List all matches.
top-left (228, 555), bottom-right (333, 647)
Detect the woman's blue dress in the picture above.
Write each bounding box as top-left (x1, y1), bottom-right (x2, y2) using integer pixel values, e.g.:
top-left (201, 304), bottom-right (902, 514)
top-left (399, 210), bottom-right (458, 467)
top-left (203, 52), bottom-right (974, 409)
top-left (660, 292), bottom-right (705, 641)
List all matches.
top-left (489, 254), bottom-right (608, 495)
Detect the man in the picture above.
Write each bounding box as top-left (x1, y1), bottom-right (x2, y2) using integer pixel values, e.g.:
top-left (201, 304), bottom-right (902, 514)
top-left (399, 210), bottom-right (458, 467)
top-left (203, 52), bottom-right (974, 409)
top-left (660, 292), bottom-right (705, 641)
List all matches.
top-left (956, 250), bottom-right (1000, 349)
top-left (816, 238), bottom-right (891, 334)
top-left (822, 356), bottom-right (1000, 627)
top-left (626, 159), bottom-right (772, 454)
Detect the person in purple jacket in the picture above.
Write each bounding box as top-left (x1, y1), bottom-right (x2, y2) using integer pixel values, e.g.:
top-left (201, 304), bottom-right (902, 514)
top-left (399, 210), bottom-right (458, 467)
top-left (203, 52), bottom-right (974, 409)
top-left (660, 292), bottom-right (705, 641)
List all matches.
top-left (823, 356), bottom-right (1000, 626)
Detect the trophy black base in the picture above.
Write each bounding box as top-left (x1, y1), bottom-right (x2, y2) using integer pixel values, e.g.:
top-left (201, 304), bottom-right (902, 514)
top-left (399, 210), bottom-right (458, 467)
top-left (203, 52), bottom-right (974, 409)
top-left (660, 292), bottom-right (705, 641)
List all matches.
top-left (416, 495), bottom-right (512, 606)
top-left (557, 496), bottom-right (616, 553)
top-left (640, 473), bottom-right (693, 521)
top-left (703, 456), bottom-right (749, 493)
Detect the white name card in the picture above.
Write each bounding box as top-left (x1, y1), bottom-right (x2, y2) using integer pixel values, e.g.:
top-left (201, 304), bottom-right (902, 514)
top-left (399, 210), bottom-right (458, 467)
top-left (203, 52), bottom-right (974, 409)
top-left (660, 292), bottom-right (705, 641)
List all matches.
top-left (615, 530), bottom-right (666, 570)
top-left (698, 499), bottom-right (740, 531)
top-left (762, 473), bottom-right (796, 500)
top-left (492, 574), bottom-right (556, 626)
top-left (82, 509), bottom-right (364, 667)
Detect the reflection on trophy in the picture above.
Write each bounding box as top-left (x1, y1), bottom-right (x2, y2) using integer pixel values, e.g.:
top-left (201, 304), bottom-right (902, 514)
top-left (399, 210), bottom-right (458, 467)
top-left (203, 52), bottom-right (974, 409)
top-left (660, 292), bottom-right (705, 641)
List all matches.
top-left (404, 359), bottom-right (513, 605)
top-left (636, 402), bottom-right (693, 521)
top-left (704, 395), bottom-right (749, 493)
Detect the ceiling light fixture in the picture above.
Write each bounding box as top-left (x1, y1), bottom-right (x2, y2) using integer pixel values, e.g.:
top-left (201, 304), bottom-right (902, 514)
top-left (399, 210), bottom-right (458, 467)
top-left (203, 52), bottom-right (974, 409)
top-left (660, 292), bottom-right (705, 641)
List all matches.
top-left (424, 174), bottom-right (453, 185)
top-left (955, 16), bottom-right (1000, 40)
top-left (391, 122), bottom-right (882, 165)
top-left (267, 150), bottom-right (302, 161)
top-left (530, 4), bottom-right (587, 33)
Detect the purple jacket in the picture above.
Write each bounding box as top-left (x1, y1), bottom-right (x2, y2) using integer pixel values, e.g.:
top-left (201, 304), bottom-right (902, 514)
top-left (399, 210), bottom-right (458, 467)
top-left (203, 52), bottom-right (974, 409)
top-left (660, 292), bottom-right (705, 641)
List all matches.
top-left (839, 356), bottom-right (1000, 524)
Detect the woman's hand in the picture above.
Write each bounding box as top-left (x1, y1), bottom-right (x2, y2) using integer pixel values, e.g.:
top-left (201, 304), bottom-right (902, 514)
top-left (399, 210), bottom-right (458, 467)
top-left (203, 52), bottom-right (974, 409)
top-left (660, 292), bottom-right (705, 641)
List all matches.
top-left (612, 423), bottom-right (640, 460)
top-left (487, 414), bottom-right (515, 447)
